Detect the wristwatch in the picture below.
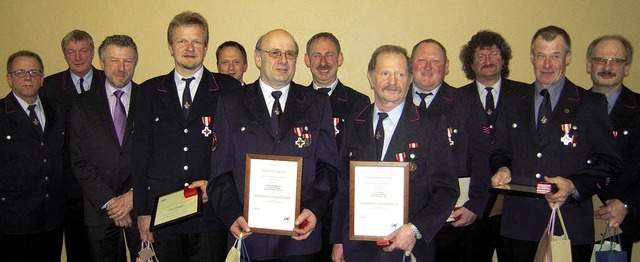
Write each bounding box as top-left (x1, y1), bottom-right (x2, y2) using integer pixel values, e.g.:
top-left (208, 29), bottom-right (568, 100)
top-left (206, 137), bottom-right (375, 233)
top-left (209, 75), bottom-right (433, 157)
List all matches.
top-left (409, 223), bottom-right (422, 240)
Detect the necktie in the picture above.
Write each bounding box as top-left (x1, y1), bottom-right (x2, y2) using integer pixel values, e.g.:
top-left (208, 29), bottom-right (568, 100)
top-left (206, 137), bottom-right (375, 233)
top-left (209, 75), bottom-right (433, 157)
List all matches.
top-left (485, 87), bottom-right (496, 125)
top-left (113, 90), bottom-right (126, 145)
top-left (318, 88), bottom-right (331, 95)
top-left (27, 104), bottom-right (43, 138)
top-left (417, 92), bottom-right (433, 110)
top-left (271, 91), bottom-right (283, 134)
top-left (182, 77), bottom-right (195, 119)
top-left (79, 78), bottom-right (86, 93)
top-left (537, 89), bottom-right (552, 134)
top-left (375, 112), bottom-right (388, 160)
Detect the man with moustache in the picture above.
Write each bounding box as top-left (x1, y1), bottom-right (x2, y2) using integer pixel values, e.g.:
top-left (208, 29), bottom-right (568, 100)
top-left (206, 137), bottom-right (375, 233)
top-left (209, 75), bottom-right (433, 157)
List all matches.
top-left (490, 26), bottom-right (621, 261)
top-left (0, 51), bottom-right (67, 261)
top-left (208, 29), bottom-right (338, 261)
top-left (331, 45), bottom-right (458, 262)
top-left (457, 30), bottom-right (529, 261)
top-left (304, 32), bottom-right (370, 261)
top-left (40, 29), bottom-right (104, 261)
top-left (216, 41), bottom-right (248, 85)
top-left (408, 39), bottom-right (487, 261)
top-left (132, 11), bottom-right (239, 261)
top-left (587, 35), bottom-right (640, 259)
top-left (69, 35), bottom-right (141, 262)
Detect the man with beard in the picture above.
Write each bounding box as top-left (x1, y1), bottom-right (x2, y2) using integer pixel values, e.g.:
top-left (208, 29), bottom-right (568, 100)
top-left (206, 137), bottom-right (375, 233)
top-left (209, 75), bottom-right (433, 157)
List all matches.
top-left (132, 11), bottom-right (239, 261)
top-left (209, 29), bottom-right (338, 261)
top-left (587, 35), bottom-right (640, 260)
top-left (331, 45), bottom-right (458, 262)
top-left (304, 32), bottom-right (370, 261)
top-left (409, 39), bottom-right (488, 262)
top-left (457, 30), bottom-right (529, 261)
top-left (490, 26), bottom-right (621, 261)
top-left (68, 35), bottom-right (141, 262)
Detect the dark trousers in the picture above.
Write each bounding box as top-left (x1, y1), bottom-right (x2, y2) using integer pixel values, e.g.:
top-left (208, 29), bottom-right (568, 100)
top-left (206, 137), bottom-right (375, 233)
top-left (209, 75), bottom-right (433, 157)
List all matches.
top-left (503, 237), bottom-right (592, 262)
top-left (314, 205), bottom-right (332, 262)
top-left (0, 228), bottom-right (63, 262)
top-left (253, 254), bottom-right (316, 262)
top-left (435, 222), bottom-right (491, 262)
top-left (64, 198), bottom-right (91, 261)
top-left (88, 222), bottom-right (140, 262)
top-left (154, 229), bottom-right (227, 262)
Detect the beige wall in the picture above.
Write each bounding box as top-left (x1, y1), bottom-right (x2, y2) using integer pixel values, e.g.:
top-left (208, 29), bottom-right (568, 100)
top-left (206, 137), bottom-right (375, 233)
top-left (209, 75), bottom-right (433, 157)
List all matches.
top-left (1, 0), bottom-right (639, 97)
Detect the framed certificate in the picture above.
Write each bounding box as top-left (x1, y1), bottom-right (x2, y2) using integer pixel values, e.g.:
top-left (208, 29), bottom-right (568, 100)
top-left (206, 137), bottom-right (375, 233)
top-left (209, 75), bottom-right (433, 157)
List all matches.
top-left (349, 161), bottom-right (409, 241)
top-left (244, 153), bottom-right (303, 236)
top-left (489, 183), bottom-right (556, 199)
top-left (150, 187), bottom-right (202, 231)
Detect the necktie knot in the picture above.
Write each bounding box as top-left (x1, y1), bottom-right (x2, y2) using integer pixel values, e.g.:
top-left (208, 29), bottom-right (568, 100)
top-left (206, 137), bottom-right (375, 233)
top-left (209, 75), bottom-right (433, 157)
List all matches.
top-left (417, 92), bottom-right (432, 100)
top-left (27, 104), bottom-right (37, 112)
top-left (318, 88), bottom-right (331, 94)
top-left (272, 90), bottom-right (282, 99)
top-left (182, 77), bottom-right (195, 86)
top-left (540, 89), bottom-right (549, 98)
top-left (79, 78), bottom-right (86, 93)
top-left (485, 87), bottom-right (493, 93)
top-left (378, 112), bottom-right (389, 121)
top-left (114, 90), bottom-right (124, 99)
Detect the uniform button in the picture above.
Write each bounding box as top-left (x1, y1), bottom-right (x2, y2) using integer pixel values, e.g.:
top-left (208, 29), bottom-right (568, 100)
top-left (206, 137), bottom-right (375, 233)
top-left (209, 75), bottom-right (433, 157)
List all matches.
top-left (512, 123), bottom-right (518, 128)
top-left (183, 165), bottom-right (189, 170)
top-left (349, 152), bottom-right (353, 157)
top-left (184, 129), bottom-right (189, 133)
top-left (241, 127), bottom-right (246, 131)
top-left (572, 126), bottom-right (577, 130)
top-left (183, 147), bottom-right (188, 152)
top-left (147, 186), bottom-right (151, 190)
top-left (410, 154), bottom-right (415, 159)
top-left (536, 153), bottom-right (542, 158)
top-left (587, 159), bottom-right (592, 164)
top-left (535, 173), bottom-right (541, 179)
top-left (304, 126), bottom-right (309, 131)
top-left (6, 135), bottom-right (11, 140)
top-left (45, 176), bottom-right (49, 181)
top-left (155, 117), bottom-right (160, 122)
top-left (43, 159), bottom-right (47, 163)
top-left (453, 129), bottom-right (458, 134)
top-left (0, 198), bottom-right (5, 201)
top-left (489, 125), bottom-right (494, 129)
top-left (45, 194), bottom-right (49, 198)
top-left (623, 130), bottom-right (629, 135)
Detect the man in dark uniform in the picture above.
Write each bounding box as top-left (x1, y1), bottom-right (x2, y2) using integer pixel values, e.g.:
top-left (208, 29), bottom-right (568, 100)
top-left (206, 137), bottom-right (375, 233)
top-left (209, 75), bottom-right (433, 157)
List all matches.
top-left (588, 35), bottom-right (640, 260)
top-left (40, 30), bottom-right (104, 261)
top-left (490, 25), bottom-right (622, 262)
top-left (0, 50), bottom-right (66, 261)
top-left (408, 39), bottom-right (488, 262)
top-left (331, 44), bottom-right (459, 262)
top-left (303, 32), bottom-right (370, 261)
top-left (208, 28), bottom-right (338, 261)
top-left (457, 30), bottom-right (529, 261)
top-left (132, 11), bottom-right (239, 261)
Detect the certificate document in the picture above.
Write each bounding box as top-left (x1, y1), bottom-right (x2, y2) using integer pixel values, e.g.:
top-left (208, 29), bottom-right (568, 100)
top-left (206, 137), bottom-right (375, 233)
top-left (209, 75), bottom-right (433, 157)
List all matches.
top-left (244, 154), bottom-right (303, 236)
top-left (150, 188), bottom-right (202, 231)
top-left (349, 161), bottom-right (409, 241)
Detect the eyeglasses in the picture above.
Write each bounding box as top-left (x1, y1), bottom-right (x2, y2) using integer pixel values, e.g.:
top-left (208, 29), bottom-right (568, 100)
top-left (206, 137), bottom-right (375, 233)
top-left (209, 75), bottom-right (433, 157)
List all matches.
top-left (8, 69), bottom-right (43, 78)
top-left (591, 57), bottom-right (626, 67)
top-left (257, 49), bottom-right (298, 60)
top-left (474, 52), bottom-right (501, 62)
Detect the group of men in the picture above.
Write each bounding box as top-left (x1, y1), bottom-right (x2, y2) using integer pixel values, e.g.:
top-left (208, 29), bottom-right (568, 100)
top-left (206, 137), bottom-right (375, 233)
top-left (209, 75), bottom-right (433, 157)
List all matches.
top-left (0, 9), bottom-right (638, 262)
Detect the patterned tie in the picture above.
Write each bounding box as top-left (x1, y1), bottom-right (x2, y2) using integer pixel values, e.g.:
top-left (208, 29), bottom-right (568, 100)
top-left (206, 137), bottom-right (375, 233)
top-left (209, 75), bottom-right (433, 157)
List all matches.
top-left (182, 77), bottom-right (195, 119)
top-left (79, 78), bottom-right (86, 93)
top-left (27, 104), bottom-right (44, 138)
top-left (537, 89), bottom-right (552, 134)
top-left (375, 112), bottom-right (388, 160)
top-left (271, 91), bottom-right (283, 134)
top-left (113, 90), bottom-right (126, 145)
top-left (417, 92), bottom-right (433, 110)
top-left (485, 87), bottom-right (496, 126)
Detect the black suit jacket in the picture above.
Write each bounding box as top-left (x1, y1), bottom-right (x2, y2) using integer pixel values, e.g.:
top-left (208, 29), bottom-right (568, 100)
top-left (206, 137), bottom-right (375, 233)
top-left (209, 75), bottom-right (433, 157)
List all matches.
top-left (132, 68), bottom-right (239, 233)
top-left (459, 78), bottom-right (529, 216)
top-left (0, 93), bottom-right (66, 234)
top-left (409, 82), bottom-right (489, 216)
top-left (595, 86), bottom-right (640, 241)
top-left (69, 81), bottom-right (138, 226)
top-left (308, 81), bottom-right (370, 148)
top-left (490, 78), bottom-right (622, 244)
top-left (208, 80), bottom-right (338, 259)
top-left (333, 102), bottom-right (459, 261)
top-left (40, 67), bottom-right (106, 200)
